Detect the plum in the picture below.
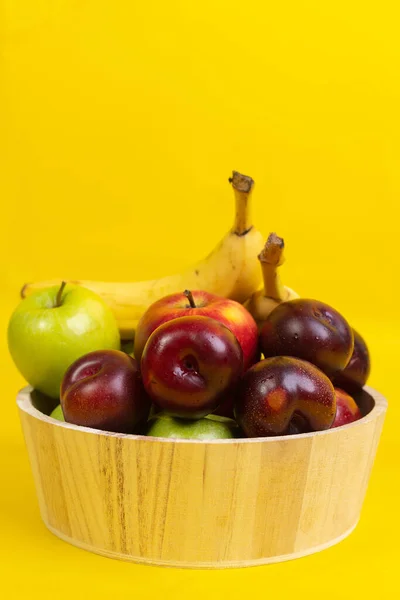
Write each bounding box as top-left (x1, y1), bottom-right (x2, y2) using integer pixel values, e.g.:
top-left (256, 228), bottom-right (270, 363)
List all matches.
top-left (260, 299), bottom-right (354, 378)
top-left (235, 356), bottom-right (336, 437)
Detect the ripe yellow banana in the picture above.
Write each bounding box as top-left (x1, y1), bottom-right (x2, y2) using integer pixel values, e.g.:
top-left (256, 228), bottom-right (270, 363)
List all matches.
top-left (21, 171), bottom-right (265, 339)
top-left (244, 232), bottom-right (299, 330)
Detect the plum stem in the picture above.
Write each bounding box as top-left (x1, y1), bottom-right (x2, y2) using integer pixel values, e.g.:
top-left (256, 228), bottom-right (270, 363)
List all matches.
top-left (258, 233), bottom-right (286, 302)
top-left (183, 290), bottom-right (197, 308)
top-left (55, 281), bottom-right (67, 307)
top-left (229, 171), bottom-right (254, 235)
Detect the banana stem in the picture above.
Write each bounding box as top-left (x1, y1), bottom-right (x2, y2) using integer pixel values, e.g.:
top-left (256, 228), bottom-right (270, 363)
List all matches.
top-left (259, 233), bottom-right (286, 302)
top-left (55, 281), bottom-right (67, 307)
top-left (229, 171), bottom-right (254, 235)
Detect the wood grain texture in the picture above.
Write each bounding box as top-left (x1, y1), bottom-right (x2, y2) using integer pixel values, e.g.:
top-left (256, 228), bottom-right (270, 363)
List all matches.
top-left (17, 386), bottom-right (387, 568)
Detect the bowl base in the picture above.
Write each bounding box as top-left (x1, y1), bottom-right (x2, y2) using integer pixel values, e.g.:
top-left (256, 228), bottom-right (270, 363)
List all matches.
top-left (44, 520), bottom-right (358, 569)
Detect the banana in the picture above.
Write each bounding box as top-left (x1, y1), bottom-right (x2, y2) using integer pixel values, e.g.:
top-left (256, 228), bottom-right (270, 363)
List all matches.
top-left (21, 171), bottom-right (265, 339)
top-left (244, 232), bottom-right (299, 330)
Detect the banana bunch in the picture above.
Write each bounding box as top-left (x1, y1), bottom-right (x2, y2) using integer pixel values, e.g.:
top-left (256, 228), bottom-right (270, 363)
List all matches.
top-left (21, 171), bottom-right (265, 339)
top-left (244, 232), bottom-right (299, 330)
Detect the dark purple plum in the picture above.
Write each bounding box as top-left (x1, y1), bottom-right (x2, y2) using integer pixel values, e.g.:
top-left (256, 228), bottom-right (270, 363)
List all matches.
top-left (333, 329), bottom-right (370, 392)
top-left (234, 356), bottom-right (336, 437)
top-left (260, 299), bottom-right (354, 378)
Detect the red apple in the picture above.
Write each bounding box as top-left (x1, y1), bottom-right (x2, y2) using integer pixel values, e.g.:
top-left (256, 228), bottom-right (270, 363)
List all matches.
top-left (141, 315), bottom-right (243, 419)
top-left (331, 388), bottom-right (362, 428)
top-left (133, 290), bottom-right (259, 370)
top-left (61, 349), bottom-right (151, 433)
top-left (235, 356), bottom-right (336, 437)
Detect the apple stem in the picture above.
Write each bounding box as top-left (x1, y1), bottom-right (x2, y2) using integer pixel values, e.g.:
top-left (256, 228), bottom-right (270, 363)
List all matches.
top-left (258, 233), bottom-right (286, 302)
top-left (229, 171), bottom-right (254, 236)
top-left (55, 281), bottom-right (67, 307)
top-left (183, 290), bottom-right (197, 308)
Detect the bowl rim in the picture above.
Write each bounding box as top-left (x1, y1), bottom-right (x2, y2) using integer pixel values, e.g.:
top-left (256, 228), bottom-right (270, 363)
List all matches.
top-left (17, 385), bottom-right (387, 445)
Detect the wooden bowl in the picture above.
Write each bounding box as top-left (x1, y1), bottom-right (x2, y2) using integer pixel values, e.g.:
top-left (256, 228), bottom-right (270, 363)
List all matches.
top-left (17, 385), bottom-right (387, 569)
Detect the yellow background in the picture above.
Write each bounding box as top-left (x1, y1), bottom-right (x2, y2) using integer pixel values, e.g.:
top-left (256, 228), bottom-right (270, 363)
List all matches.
top-left (1, 1), bottom-right (399, 597)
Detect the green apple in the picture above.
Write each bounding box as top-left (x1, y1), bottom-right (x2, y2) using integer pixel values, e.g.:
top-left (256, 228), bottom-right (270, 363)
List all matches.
top-left (50, 404), bottom-right (65, 421)
top-left (8, 283), bottom-right (120, 398)
top-left (146, 413), bottom-right (239, 440)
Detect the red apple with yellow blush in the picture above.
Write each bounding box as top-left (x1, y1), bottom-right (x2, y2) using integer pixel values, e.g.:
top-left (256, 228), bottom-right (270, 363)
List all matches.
top-left (133, 290), bottom-right (259, 370)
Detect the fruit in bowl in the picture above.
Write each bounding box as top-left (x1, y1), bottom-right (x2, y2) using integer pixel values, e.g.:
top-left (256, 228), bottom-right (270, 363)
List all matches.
top-left (8, 282), bottom-right (120, 399)
top-left (134, 289), bottom-right (259, 370)
top-left (9, 281), bottom-right (371, 438)
top-left (61, 349), bottom-right (151, 433)
top-left (260, 299), bottom-right (354, 378)
top-left (235, 356), bottom-right (336, 437)
top-left (8, 165), bottom-right (372, 440)
top-left (141, 315), bottom-right (243, 419)
top-left (146, 413), bottom-right (239, 440)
